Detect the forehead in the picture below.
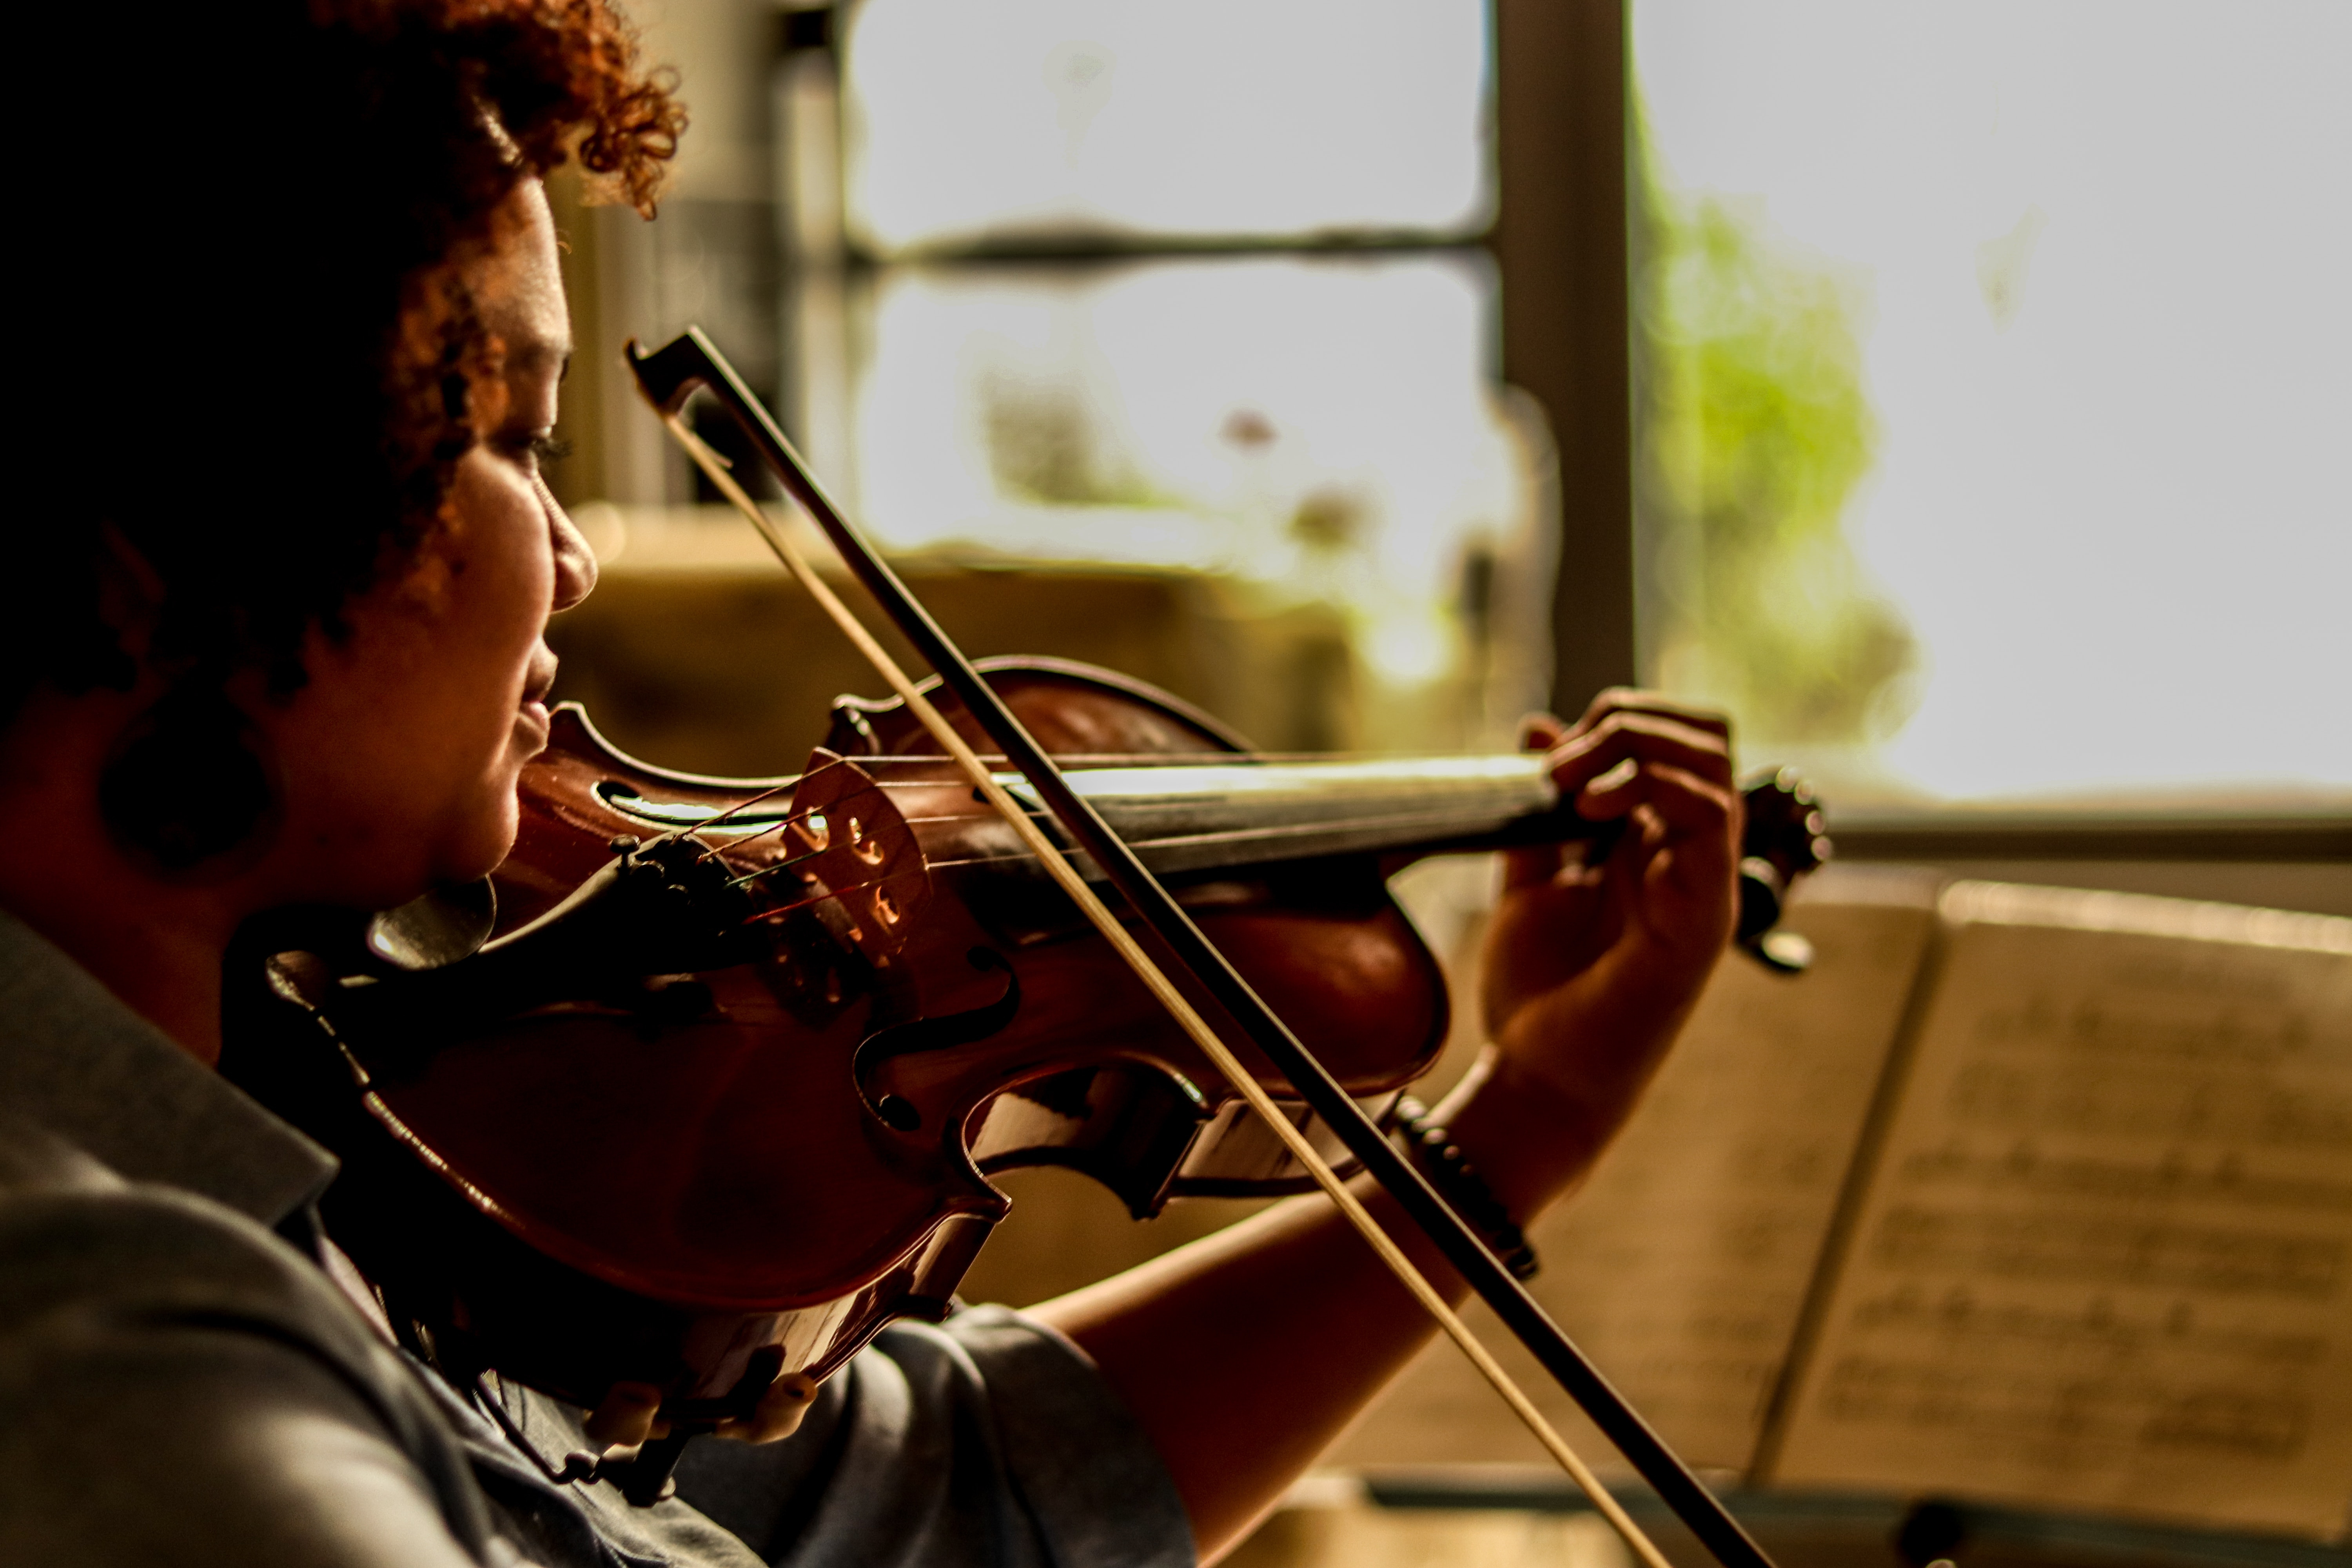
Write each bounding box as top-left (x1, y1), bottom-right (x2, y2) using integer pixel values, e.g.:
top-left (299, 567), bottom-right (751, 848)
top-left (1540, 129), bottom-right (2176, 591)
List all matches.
top-left (475, 180), bottom-right (570, 370)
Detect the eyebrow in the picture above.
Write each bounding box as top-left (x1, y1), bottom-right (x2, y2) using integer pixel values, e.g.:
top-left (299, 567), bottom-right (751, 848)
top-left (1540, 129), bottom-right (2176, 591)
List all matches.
top-left (507, 336), bottom-right (573, 375)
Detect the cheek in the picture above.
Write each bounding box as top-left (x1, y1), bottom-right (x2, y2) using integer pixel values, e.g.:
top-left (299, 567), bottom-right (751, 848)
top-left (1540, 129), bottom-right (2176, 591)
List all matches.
top-left (441, 459), bottom-right (558, 670)
top-left (264, 483), bottom-right (554, 900)
top-left (415, 459), bottom-right (559, 868)
top-left (267, 632), bottom-right (529, 899)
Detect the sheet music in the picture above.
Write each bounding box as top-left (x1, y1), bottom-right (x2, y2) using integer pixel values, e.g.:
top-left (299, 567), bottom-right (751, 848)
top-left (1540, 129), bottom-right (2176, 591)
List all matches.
top-left (1330, 867), bottom-right (1940, 1474)
top-left (1767, 883), bottom-right (2352, 1539)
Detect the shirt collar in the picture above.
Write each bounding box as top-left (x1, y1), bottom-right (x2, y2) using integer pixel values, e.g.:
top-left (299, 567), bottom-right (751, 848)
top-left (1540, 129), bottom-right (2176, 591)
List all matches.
top-left (0, 907), bottom-right (336, 1225)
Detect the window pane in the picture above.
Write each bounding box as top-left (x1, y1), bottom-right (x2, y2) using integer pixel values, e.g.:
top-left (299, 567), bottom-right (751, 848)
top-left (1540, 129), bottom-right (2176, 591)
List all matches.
top-left (848, 253), bottom-right (1547, 749)
top-left (1632, 0), bottom-right (2352, 804)
top-left (842, 0), bottom-right (1492, 253)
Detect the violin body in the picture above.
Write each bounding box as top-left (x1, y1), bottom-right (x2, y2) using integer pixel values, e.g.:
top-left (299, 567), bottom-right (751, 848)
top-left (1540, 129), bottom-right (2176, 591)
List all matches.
top-left (231, 659), bottom-right (1464, 1436)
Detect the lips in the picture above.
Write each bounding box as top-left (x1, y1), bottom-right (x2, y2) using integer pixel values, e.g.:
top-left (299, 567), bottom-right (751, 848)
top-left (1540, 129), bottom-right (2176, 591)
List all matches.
top-left (522, 647), bottom-right (559, 708)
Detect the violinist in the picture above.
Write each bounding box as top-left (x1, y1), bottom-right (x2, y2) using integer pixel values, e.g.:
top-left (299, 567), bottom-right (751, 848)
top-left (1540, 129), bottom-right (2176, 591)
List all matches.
top-left (0, 3), bottom-right (1743, 1564)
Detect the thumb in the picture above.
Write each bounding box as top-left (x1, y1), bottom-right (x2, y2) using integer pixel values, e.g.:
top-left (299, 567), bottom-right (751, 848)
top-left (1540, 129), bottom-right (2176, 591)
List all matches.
top-left (1499, 841), bottom-right (1567, 894)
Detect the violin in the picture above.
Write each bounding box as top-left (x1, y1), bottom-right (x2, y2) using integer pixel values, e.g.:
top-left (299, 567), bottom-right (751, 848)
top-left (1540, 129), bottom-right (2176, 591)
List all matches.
top-left (227, 330), bottom-right (1826, 1564)
top-left (230, 659), bottom-right (1823, 1475)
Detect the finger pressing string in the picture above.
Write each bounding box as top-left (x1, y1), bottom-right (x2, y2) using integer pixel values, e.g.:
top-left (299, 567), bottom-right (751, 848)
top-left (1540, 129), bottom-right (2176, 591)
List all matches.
top-left (1547, 712), bottom-right (1735, 792)
top-left (1575, 762), bottom-right (1739, 833)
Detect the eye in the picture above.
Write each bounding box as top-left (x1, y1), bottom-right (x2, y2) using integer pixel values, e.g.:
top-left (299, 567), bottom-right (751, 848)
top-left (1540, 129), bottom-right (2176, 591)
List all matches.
top-left (505, 432), bottom-right (573, 471)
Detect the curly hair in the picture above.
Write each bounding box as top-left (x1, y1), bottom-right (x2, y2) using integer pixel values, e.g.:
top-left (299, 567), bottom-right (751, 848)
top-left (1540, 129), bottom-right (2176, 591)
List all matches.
top-left (7, 0), bottom-right (682, 726)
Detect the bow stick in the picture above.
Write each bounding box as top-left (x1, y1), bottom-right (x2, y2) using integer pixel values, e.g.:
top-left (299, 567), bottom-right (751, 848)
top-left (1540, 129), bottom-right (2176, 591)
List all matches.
top-left (628, 328), bottom-right (1778, 1568)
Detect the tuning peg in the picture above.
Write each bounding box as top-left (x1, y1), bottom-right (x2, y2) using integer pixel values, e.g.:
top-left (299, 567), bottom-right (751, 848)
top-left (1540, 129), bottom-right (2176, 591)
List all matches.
top-left (1740, 766), bottom-right (1832, 875)
top-left (1731, 768), bottom-right (1829, 975)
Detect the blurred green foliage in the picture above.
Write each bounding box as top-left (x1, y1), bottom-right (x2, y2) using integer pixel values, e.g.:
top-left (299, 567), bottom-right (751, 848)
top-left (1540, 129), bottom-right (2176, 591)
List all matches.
top-left (1637, 167), bottom-right (1920, 750)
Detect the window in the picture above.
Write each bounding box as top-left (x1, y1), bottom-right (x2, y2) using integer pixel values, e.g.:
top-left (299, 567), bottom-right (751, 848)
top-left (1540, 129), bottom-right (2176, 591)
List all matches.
top-left (842, 0), bottom-right (1491, 249)
top-left (1632, 0), bottom-right (2352, 809)
top-left (769, 0), bottom-right (1546, 752)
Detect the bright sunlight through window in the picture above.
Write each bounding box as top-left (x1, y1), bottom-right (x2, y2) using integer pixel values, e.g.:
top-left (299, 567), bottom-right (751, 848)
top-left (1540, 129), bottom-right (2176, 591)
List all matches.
top-left (842, 0), bottom-right (1492, 252)
top-left (1632, 0), bottom-right (2351, 806)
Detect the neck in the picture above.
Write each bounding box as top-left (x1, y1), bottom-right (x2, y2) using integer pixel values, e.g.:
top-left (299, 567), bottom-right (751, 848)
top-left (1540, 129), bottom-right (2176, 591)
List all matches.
top-left (9, 886), bottom-right (244, 1065)
top-left (0, 688), bottom-right (260, 1067)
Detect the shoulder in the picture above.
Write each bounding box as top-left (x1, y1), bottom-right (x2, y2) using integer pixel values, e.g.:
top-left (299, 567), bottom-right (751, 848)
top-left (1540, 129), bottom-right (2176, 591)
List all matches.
top-left (0, 1111), bottom-right (379, 1379)
top-left (0, 1120), bottom-right (503, 1566)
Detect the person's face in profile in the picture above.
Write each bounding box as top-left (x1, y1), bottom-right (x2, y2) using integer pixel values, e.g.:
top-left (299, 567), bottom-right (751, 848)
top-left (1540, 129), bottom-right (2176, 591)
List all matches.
top-left (262, 177), bottom-right (597, 910)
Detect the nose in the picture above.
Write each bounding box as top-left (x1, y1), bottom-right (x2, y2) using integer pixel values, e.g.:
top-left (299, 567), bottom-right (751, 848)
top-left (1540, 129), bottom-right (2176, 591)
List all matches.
top-left (542, 479), bottom-right (599, 610)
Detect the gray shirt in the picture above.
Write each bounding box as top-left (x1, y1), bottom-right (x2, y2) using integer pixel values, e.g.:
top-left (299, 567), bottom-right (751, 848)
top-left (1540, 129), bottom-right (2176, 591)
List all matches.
top-left (0, 911), bottom-right (1193, 1567)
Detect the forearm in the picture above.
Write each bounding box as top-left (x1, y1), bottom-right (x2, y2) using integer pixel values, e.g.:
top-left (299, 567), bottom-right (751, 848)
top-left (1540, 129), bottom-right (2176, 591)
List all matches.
top-left (1038, 694), bottom-right (1738, 1561)
top-left (1030, 1048), bottom-right (1640, 1561)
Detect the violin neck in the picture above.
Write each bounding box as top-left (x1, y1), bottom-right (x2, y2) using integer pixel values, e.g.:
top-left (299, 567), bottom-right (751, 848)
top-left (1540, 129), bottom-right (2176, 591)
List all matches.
top-left (606, 753), bottom-right (1595, 879)
top-left (999, 754), bottom-right (1589, 878)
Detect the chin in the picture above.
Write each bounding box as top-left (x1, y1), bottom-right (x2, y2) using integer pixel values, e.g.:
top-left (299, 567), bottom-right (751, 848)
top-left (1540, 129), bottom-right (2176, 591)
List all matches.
top-left (430, 789), bottom-right (524, 888)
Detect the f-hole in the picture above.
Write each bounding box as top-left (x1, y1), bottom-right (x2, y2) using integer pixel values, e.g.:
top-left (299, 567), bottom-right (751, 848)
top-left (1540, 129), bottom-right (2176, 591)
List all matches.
top-left (852, 948), bottom-right (1021, 1131)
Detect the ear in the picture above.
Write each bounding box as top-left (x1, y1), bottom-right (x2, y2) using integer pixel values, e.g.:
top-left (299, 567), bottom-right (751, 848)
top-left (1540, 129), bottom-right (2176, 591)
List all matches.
top-left (92, 523), bottom-right (169, 664)
top-left (100, 682), bottom-right (281, 878)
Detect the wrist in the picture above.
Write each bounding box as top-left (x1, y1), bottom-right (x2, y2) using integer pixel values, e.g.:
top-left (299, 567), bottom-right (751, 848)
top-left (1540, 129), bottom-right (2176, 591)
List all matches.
top-left (1393, 1094), bottom-right (1540, 1280)
top-left (1421, 1047), bottom-right (1613, 1221)
top-left (1483, 952), bottom-right (1711, 1151)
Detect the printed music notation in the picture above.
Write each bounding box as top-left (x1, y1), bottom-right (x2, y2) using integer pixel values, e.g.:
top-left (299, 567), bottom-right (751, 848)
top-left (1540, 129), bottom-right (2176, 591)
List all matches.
top-left (1866, 1203), bottom-right (2346, 1297)
top-left (1817, 1285), bottom-right (2321, 1462)
top-left (1896, 1141), bottom-right (2352, 1214)
top-left (1331, 868), bottom-right (1942, 1474)
top-left (1766, 884), bottom-right (2352, 1538)
top-left (1327, 873), bottom-right (2352, 1540)
top-left (1946, 1058), bottom-right (2350, 1149)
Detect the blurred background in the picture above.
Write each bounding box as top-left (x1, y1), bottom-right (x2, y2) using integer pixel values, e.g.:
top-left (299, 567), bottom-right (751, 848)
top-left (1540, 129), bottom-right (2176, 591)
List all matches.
top-left (540, 2), bottom-right (2350, 1562)
top-left (546, 0), bottom-right (2349, 812)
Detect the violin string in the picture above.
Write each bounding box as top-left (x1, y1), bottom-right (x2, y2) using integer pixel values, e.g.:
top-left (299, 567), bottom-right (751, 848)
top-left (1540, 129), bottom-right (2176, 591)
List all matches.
top-left (676, 791), bottom-right (1512, 837)
top-left (724, 843), bottom-right (826, 889)
top-left (684, 778), bottom-right (800, 839)
top-left (688, 757), bottom-right (862, 862)
top-left (698, 811), bottom-right (801, 860)
top-left (684, 754), bottom-right (968, 865)
top-left (704, 786), bottom-right (895, 889)
top-left (673, 797), bottom-right (1501, 885)
top-left (736, 870), bottom-right (924, 929)
top-left (660, 755), bottom-right (1545, 842)
top-left (701, 797), bottom-right (832, 860)
top-left (694, 798), bottom-right (1258, 833)
top-left (731, 878), bottom-right (863, 926)
top-left (662, 411), bottom-right (1677, 1568)
top-left (838, 750), bottom-right (1412, 768)
top-left (904, 806), bottom-right (1523, 873)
